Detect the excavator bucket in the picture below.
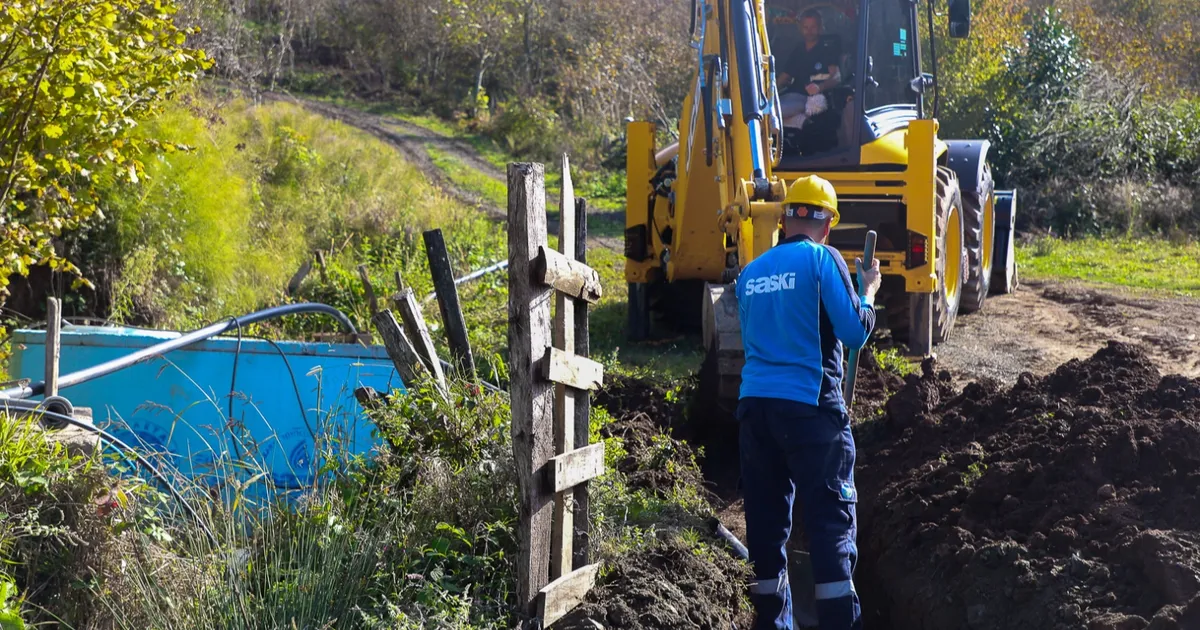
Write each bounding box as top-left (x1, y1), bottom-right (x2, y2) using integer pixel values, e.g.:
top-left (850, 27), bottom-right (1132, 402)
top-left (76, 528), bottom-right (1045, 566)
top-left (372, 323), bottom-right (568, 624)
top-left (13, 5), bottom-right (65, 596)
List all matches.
top-left (702, 282), bottom-right (744, 406)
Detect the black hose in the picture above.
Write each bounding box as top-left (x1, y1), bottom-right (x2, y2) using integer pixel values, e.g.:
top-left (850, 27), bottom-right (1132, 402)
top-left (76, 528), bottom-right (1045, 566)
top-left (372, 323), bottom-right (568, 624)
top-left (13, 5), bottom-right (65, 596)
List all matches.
top-left (926, 0), bottom-right (940, 119)
top-left (731, 0), bottom-right (763, 123)
top-left (9, 405), bottom-right (218, 546)
top-left (0, 303), bottom-right (358, 400)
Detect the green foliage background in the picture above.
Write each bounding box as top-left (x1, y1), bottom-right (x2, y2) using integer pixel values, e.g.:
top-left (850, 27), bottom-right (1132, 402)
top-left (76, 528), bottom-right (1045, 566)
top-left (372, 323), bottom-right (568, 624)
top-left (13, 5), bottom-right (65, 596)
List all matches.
top-left (0, 0), bottom-right (209, 291)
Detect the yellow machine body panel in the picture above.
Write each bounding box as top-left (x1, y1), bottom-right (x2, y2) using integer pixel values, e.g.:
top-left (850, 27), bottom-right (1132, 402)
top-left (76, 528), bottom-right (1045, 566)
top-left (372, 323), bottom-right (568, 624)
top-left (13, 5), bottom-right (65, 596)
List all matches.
top-left (858, 127), bottom-right (950, 168)
top-left (623, 0), bottom-right (1013, 368)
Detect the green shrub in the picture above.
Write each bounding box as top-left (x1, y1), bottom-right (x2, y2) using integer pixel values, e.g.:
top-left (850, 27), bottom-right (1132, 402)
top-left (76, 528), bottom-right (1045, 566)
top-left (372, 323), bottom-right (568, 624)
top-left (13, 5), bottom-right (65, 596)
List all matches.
top-left (968, 8), bottom-right (1200, 237)
top-left (71, 90), bottom-right (505, 333)
top-left (0, 0), bottom-right (210, 291)
top-left (0, 414), bottom-right (141, 627)
top-left (486, 98), bottom-right (563, 161)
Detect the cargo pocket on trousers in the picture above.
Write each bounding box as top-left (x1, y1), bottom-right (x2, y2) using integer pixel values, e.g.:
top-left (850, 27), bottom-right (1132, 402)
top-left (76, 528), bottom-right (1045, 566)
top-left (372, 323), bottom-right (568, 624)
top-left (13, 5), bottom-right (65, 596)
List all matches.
top-left (826, 476), bottom-right (857, 531)
top-left (826, 478), bottom-right (857, 504)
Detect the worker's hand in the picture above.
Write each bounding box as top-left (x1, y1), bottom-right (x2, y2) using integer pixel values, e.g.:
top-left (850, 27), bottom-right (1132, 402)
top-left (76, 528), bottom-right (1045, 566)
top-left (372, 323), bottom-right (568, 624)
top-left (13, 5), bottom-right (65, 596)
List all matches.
top-left (805, 83), bottom-right (821, 96)
top-left (856, 257), bottom-right (882, 301)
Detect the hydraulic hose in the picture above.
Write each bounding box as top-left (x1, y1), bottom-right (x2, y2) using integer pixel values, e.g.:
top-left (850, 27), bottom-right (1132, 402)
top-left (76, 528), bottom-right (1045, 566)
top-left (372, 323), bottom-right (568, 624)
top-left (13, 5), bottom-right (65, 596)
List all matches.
top-left (0, 303), bottom-right (358, 400)
top-left (732, 0), bottom-right (763, 124)
top-left (2, 400), bottom-right (218, 546)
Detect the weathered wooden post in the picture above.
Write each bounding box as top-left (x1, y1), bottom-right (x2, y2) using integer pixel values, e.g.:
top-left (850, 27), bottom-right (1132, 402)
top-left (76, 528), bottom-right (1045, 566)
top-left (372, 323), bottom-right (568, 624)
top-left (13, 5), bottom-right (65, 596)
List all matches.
top-left (287, 258), bottom-right (313, 295)
top-left (357, 264), bottom-right (379, 316)
top-left (45, 297), bottom-right (61, 397)
top-left (572, 196), bottom-right (591, 568)
top-left (424, 228), bottom-right (478, 380)
top-left (371, 310), bottom-right (425, 387)
top-left (509, 157), bottom-right (605, 628)
top-left (394, 287), bottom-right (448, 396)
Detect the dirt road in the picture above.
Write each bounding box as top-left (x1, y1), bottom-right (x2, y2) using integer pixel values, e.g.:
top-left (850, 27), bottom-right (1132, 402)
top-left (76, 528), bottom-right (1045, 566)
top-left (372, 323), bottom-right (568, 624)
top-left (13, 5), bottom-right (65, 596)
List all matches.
top-left (270, 94), bottom-right (508, 218)
top-left (939, 278), bottom-right (1200, 386)
top-left (270, 93), bottom-right (628, 250)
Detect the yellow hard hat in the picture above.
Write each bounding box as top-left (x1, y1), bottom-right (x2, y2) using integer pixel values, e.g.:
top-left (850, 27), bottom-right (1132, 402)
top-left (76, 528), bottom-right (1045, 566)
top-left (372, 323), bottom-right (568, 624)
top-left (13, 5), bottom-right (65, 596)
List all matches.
top-left (783, 174), bottom-right (840, 227)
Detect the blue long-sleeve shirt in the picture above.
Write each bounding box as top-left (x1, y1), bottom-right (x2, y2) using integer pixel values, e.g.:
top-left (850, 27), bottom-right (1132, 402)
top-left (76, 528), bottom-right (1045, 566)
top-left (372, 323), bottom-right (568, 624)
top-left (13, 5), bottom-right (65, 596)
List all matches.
top-left (735, 233), bottom-right (876, 411)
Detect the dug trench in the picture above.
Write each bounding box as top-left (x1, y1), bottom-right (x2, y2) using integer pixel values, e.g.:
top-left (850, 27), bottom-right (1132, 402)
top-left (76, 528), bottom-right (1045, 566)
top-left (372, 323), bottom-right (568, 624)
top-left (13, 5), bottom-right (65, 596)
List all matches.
top-left (551, 350), bottom-right (902, 629)
top-left (561, 342), bottom-right (1200, 630)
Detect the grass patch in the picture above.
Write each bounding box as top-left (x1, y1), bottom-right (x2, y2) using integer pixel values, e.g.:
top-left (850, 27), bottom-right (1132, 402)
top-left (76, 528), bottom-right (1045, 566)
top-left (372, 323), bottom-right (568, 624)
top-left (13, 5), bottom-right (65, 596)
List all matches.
top-left (425, 144), bottom-right (507, 208)
top-left (1017, 236), bottom-right (1200, 296)
top-left (588, 248), bottom-right (705, 378)
top-left (69, 88), bottom-right (504, 336)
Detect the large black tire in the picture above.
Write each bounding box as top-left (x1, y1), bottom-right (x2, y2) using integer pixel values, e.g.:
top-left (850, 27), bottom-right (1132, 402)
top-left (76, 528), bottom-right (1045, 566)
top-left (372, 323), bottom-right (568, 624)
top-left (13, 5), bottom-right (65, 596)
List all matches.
top-left (932, 167), bottom-right (967, 345)
top-left (960, 163), bottom-right (995, 314)
top-left (883, 167), bottom-right (966, 354)
top-left (991, 189), bottom-right (1019, 295)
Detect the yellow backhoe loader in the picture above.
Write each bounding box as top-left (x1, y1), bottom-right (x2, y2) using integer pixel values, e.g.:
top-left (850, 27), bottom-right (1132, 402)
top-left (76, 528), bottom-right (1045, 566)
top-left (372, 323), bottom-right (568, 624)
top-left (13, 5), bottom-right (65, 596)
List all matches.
top-left (624, 0), bottom-right (1018, 403)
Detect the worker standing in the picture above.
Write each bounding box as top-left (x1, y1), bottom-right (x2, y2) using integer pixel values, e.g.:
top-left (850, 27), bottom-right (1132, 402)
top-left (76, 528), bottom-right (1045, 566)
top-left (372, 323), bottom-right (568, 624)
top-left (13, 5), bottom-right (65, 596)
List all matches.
top-left (734, 174), bottom-right (880, 630)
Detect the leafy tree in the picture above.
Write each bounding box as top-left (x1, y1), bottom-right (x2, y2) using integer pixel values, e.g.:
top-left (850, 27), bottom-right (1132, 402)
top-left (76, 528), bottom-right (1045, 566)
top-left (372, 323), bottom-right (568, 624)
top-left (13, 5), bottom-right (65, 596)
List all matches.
top-left (435, 0), bottom-right (520, 117)
top-left (0, 0), bottom-right (210, 291)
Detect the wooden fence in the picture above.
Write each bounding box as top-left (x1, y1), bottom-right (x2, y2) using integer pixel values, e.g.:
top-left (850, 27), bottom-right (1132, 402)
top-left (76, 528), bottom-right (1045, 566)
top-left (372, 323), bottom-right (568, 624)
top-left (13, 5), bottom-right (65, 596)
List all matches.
top-left (508, 157), bottom-right (605, 628)
top-left (334, 155), bottom-right (605, 628)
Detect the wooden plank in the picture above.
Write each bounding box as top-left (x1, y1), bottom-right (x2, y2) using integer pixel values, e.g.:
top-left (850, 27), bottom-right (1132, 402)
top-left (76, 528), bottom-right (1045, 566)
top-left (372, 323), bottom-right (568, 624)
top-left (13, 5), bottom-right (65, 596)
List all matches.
top-left (395, 288), bottom-right (448, 395)
top-left (537, 562), bottom-right (601, 628)
top-left (371, 309), bottom-right (424, 386)
top-left (551, 154), bottom-right (576, 581)
top-left (572, 196), bottom-right (592, 570)
top-left (45, 297), bottom-right (61, 397)
top-left (546, 442), bottom-right (605, 493)
top-left (287, 258), bottom-right (313, 295)
top-left (572, 199), bottom-right (594, 569)
top-left (508, 162), bottom-right (556, 618)
top-left (424, 228), bottom-right (478, 380)
top-left (535, 247), bottom-right (602, 304)
top-left (540, 347), bottom-right (603, 391)
top-left (357, 264), bottom-right (379, 316)
top-left (315, 250), bottom-right (329, 283)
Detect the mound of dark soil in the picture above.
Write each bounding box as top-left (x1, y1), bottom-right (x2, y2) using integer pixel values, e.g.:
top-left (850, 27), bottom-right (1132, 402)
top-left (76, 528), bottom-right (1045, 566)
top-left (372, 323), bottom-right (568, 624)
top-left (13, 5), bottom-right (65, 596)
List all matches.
top-left (858, 341), bottom-right (1200, 630)
top-left (593, 374), bottom-right (711, 498)
top-left (551, 536), bottom-right (754, 629)
top-left (850, 347), bottom-right (908, 422)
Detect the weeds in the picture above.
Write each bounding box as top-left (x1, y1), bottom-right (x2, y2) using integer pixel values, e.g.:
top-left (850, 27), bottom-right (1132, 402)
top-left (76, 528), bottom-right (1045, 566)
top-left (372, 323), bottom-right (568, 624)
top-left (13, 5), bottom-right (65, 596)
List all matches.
top-left (874, 347), bottom-right (917, 377)
top-left (80, 376), bottom-right (520, 630)
top-left (961, 462), bottom-right (988, 488)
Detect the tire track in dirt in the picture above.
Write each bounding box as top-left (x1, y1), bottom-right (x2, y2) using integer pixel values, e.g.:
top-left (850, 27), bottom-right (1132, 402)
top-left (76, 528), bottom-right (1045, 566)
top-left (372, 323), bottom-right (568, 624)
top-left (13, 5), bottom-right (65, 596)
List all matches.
top-left (268, 92), bottom-right (624, 251)
top-left (271, 93), bottom-right (507, 220)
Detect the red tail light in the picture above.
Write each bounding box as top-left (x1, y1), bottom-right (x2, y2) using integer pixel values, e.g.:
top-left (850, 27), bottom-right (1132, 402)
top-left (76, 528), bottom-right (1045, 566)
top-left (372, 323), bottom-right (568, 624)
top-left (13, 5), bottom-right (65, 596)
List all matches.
top-left (908, 233), bottom-right (928, 269)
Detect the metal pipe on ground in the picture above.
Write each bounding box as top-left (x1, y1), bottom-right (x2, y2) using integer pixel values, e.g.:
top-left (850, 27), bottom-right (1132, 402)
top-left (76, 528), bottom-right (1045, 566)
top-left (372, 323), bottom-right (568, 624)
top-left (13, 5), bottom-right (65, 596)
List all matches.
top-left (0, 303), bottom-right (359, 400)
top-left (422, 259), bottom-right (510, 304)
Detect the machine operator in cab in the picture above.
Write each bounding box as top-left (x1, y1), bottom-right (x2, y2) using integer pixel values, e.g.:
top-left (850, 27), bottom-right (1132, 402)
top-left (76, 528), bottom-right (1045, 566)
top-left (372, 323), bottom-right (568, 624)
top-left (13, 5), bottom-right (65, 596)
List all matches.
top-left (734, 175), bottom-right (880, 630)
top-left (778, 9), bottom-right (842, 128)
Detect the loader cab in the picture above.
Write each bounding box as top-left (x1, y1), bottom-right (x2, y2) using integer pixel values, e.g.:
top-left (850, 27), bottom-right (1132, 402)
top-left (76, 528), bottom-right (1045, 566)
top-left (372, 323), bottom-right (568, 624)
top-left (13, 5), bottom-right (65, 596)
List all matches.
top-left (768, 0), bottom-right (932, 171)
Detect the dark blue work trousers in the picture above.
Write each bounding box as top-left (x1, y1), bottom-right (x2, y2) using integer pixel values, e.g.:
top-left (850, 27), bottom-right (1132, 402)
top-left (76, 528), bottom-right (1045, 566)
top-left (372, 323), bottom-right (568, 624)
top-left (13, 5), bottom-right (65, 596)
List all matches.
top-left (737, 396), bottom-right (861, 630)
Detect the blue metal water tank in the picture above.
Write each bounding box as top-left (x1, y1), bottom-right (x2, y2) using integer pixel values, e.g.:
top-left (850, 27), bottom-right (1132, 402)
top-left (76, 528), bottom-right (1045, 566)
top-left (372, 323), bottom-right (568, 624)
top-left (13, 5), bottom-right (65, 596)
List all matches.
top-left (10, 325), bottom-right (403, 493)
